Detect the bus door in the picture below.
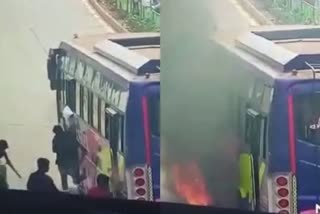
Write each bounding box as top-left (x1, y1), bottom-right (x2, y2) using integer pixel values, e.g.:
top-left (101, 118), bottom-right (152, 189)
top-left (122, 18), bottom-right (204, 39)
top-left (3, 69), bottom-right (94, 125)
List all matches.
top-left (106, 107), bottom-right (126, 197)
top-left (240, 108), bottom-right (267, 211)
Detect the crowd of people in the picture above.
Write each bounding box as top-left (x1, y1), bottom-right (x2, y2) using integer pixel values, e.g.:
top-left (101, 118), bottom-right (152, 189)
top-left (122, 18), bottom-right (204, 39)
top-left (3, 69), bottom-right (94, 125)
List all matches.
top-left (0, 124), bottom-right (112, 199)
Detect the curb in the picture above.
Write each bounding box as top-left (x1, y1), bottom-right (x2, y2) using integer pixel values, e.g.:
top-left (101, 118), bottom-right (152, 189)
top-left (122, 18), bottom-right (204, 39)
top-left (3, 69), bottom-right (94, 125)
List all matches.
top-left (238, 0), bottom-right (273, 25)
top-left (88, 0), bottom-right (128, 33)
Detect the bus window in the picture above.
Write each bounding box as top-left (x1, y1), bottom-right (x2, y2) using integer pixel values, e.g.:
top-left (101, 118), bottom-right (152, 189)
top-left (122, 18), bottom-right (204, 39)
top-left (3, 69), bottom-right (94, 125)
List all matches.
top-left (259, 117), bottom-right (267, 160)
top-left (253, 81), bottom-right (264, 106)
top-left (76, 82), bottom-right (81, 116)
top-left (248, 82), bottom-right (255, 99)
top-left (261, 86), bottom-right (273, 113)
top-left (244, 108), bottom-right (266, 207)
top-left (62, 78), bottom-right (67, 106)
top-left (83, 87), bottom-right (89, 122)
top-left (100, 101), bottom-right (106, 138)
top-left (62, 56), bottom-right (70, 73)
top-left (245, 108), bottom-right (267, 158)
top-left (105, 105), bottom-right (111, 140)
top-left (80, 85), bottom-right (84, 118)
top-left (294, 93), bottom-right (320, 145)
top-left (106, 107), bottom-right (121, 156)
top-left (83, 65), bottom-right (94, 86)
top-left (68, 57), bottom-right (77, 76)
top-left (93, 95), bottom-right (99, 129)
top-left (87, 90), bottom-right (91, 123)
top-left (66, 80), bottom-right (76, 112)
top-left (148, 96), bottom-right (160, 136)
top-left (75, 60), bottom-right (85, 81)
top-left (118, 116), bottom-right (124, 153)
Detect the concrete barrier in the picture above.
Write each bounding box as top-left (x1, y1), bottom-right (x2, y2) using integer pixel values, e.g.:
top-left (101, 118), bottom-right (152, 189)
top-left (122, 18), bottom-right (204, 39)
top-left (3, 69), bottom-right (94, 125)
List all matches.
top-left (238, 0), bottom-right (273, 25)
top-left (88, 0), bottom-right (128, 32)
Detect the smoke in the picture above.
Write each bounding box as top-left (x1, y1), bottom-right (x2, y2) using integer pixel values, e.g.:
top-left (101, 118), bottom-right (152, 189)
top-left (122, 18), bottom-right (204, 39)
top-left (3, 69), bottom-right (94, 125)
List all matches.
top-left (161, 0), bottom-right (245, 208)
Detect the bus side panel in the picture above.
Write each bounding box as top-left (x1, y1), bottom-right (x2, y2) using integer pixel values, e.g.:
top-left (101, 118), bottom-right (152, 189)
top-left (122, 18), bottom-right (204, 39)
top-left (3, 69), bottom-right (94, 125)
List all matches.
top-left (269, 79), bottom-right (292, 174)
top-left (125, 83), bottom-right (146, 166)
top-left (144, 83), bottom-right (160, 200)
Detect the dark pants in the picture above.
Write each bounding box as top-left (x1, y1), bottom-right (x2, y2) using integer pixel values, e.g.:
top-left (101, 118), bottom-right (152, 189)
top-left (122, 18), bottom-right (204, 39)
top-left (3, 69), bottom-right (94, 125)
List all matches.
top-left (58, 160), bottom-right (80, 191)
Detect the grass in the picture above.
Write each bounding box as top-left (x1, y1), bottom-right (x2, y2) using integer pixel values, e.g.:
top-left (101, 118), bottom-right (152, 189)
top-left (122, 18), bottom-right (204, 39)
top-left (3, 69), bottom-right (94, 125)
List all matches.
top-left (98, 0), bottom-right (159, 32)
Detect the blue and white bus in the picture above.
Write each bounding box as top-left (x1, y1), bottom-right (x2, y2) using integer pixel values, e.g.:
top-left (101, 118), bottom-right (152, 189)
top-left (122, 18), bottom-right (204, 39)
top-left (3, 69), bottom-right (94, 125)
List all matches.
top-left (215, 26), bottom-right (320, 213)
top-left (47, 32), bottom-right (160, 201)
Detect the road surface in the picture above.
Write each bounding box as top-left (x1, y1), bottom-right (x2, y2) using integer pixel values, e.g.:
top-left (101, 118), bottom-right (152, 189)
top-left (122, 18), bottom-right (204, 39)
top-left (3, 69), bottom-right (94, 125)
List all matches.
top-left (0, 0), bottom-right (113, 190)
top-left (211, 0), bottom-right (259, 42)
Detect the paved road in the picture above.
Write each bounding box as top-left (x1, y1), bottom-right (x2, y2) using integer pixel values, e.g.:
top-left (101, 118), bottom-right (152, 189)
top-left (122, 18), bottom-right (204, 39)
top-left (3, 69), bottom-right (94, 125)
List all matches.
top-left (0, 0), bottom-right (113, 190)
top-left (211, 0), bottom-right (259, 42)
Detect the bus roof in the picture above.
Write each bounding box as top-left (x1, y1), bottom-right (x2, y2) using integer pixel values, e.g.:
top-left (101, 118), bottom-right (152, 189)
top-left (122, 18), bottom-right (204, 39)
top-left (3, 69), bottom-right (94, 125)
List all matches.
top-left (226, 25), bottom-right (320, 81)
top-left (60, 32), bottom-right (160, 84)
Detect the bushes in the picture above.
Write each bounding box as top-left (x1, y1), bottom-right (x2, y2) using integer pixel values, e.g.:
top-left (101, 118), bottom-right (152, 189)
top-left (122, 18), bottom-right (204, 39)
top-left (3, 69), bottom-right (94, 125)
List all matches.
top-left (98, 0), bottom-right (159, 32)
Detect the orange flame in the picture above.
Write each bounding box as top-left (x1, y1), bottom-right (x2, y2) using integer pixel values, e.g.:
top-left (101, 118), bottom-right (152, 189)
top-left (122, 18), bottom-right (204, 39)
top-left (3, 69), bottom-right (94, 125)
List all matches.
top-left (171, 161), bottom-right (213, 206)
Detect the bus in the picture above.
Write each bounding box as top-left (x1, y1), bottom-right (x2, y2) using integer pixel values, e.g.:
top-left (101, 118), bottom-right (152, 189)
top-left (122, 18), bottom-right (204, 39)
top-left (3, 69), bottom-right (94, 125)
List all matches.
top-left (46, 32), bottom-right (160, 201)
top-left (211, 25), bottom-right (320, 213)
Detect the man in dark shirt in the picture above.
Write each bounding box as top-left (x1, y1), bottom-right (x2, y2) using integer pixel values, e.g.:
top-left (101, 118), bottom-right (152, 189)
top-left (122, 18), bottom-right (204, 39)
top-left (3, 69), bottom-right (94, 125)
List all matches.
top-left (27, 158), bottom-right (58, 192)
top-left (52, 124), bottom-right (81, 190)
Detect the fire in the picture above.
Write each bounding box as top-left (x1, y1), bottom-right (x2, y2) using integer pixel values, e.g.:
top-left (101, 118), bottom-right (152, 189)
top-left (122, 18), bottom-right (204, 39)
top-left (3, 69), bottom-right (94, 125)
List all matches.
top-left (172, 161), bottom-right (213, 206)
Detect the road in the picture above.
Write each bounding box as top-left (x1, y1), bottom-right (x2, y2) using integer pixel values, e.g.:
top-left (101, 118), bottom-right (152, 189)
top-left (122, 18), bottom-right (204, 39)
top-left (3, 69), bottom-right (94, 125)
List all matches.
top-left (0, 0), bottom-right (113, 190)
top-left (211, 0), bottom-right (259, 42)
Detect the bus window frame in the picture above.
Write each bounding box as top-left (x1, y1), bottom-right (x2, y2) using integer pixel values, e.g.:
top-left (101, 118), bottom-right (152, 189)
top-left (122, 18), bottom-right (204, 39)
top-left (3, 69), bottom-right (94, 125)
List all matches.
top-left (244, 107), bottom-right (268, 209)
top-left (105, 107), bottom-right (125, 158)
top-left (68, 56), bottom-right (77, 77)
top-left (245, 107), bottom-right (268, 160)
top-left (293, 92), bottom-right (320, 146)
top-left (118, 116), bottom-right (125, 154)
top-left (253, 81), bottom-right (265, 107)
top-left (66, 80), bottom-right (76, 112)
top-left (261, 85), bottom-right (273, 114)
top-left (100, 101), bottom-right (107, 138)
top-left (83, 87), bottom-right (89, 122)
top-left (93, 94), bottom-right (99, 129)
top-left (76, 82), bottom-right (81, 116)
top-left (75, 60), bottom-right (85, 82)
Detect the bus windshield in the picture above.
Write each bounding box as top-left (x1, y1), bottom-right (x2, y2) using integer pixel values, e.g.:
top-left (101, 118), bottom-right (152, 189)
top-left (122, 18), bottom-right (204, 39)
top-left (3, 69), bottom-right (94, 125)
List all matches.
top-left (294, 93), bottom-right (320, 145)
top-left (148, 95), bottom-right (160, 137)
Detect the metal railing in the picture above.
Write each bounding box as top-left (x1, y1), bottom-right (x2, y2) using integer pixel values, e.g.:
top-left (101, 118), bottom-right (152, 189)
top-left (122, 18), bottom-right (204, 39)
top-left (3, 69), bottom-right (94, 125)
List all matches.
top-left (270, 0), bottom-right (320, 24)
top-left (115, 0), bottom-right (160, 31)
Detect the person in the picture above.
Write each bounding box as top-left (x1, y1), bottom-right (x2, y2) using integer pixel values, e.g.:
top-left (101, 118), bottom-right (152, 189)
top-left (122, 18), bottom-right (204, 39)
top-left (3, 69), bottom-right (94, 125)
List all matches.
top-left (52, 125), bottom-right (81, 190)
top-left (0, 139), bottom-right (22, 179)
top-left (52, 125), bottom-right (68, 190)
top-left (0, 172), bottom-right (8, 190)
top-left (87, 174), bottom-right (111, 199)
top-left (27, 158), bottom-right (58, 192)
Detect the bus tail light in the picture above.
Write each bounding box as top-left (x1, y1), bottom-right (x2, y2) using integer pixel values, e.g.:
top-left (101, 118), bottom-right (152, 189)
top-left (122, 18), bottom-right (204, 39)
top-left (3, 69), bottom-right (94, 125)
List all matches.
top-left (276, 176), bottom-right (288, 186)
top-left (272, 174), bottom-right (291, 213)
top-left (130, 166), bottom-right (149, 200)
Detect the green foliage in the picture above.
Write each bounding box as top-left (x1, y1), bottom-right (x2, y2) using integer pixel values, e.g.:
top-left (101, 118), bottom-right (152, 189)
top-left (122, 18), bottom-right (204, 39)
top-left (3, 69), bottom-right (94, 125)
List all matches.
top-left (125, 14), bottom-right (159, 32)
top-left (99, 0), bottom-right (159, 32)
top-left (263, 0), bottom-right (320, 25)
